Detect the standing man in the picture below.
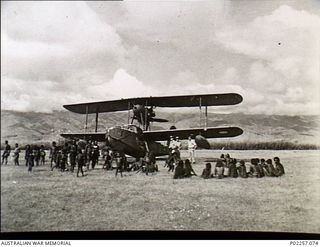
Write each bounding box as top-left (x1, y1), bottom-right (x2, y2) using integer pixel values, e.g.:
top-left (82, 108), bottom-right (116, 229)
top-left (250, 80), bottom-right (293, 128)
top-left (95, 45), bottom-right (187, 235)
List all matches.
top-left (60, 143), bottom-right (69, 172)
top-left (1, 140), bottom-right (11, 165)
top-left (175, 137), bottom-right (181, 160)
top-left (115, 152), bottom-right (124, 177)
top-left (85, 140), bottom-right (92, 170)
top-left (13, 143), bottom-right (20, 166)
top-left (33, 145), bottom-right (40, 166)
top-left (187, 135), bottom-right (197, 164)
top-left (166, 136), bottom-right (176, 168)
top-left (39, 145), bottom-right (46, 166)
top-left (27, 147), bottom-right (34, 174)
top-left (69, 140), bottom-right (78, 172)
top-left (76, 149), bottom-right (85, 177)
top-left (25, 145), bottom-right (31, 166)
top-left (49, 141), bottom-right (58, 169)
top-left (91, 141), bottom-right (100, 169)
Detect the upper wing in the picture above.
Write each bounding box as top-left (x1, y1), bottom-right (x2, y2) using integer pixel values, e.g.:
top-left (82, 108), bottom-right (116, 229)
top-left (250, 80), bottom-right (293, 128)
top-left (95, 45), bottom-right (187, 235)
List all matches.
top-left (63, 93), bottom-right (242, 114)
top-left (143, 127), bottom-right (243, 142)
top-left (60, 132), bottom-right (106, 142)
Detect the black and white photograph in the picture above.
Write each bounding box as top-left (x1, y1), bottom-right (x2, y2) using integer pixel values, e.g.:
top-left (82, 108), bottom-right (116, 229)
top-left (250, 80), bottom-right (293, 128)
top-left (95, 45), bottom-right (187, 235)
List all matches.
top-left (1, 0), bottom-right (320, 238)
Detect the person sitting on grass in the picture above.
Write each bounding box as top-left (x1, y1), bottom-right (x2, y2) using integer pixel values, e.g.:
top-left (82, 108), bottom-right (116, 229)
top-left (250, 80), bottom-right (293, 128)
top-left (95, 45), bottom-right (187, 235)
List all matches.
top-left (201, 163), bottom-right (212, 179)
top-left (249, 158), bottom-right (259, 178)
top-left (184, 159), bottom-right (197, 177)
top-left (214, 160), bottom-right (224, 179)
top-left (237, 160), bottom-right (248, 178)
top-left (257, 158), bottom-right (265, 178)
top-left (229, 158), bottom-right (238, 178)
top-left (274, 157), bottom-right (285, 177)
top-left (173, 160), bottom-right (185, 179)
top-left (264, 159), bottom-right (276, 177)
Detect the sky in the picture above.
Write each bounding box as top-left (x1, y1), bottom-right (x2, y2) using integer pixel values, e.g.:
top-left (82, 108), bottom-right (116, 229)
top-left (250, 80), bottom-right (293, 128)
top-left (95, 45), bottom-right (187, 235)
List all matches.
top-left (1, 0), bottom-right (320, 115)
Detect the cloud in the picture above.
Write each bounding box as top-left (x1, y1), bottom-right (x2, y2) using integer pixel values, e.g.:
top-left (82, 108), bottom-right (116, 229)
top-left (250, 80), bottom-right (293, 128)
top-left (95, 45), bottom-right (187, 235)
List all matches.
top-left (214, 4), bottom-right (320, 114)
top-left (1, 2), bottom-right (319, 116)
top-left (1, 1), bottom-right (124, 110)
top-left (86, 69), bottom-right (157, 100)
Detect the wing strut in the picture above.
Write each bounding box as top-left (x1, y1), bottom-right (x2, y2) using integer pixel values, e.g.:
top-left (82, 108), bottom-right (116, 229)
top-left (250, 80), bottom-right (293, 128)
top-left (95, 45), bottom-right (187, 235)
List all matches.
top-left (85, 105), bottom-right (89, 133)
top-left (127, 102), bottom-right (130, 124)
top-left (205, 106), bottom-right (208, 130)
top-left (95, 111), bottom-right (99, 132)
top-left (199, 97), bottom-right (202, 128)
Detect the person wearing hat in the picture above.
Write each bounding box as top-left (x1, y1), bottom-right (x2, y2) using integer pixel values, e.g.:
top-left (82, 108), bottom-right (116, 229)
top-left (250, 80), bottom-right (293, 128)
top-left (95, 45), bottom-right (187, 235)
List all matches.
top-left (274, 157), bottom-right (285, 176)
top-left (187, 135), bottom-right (197, 164)
top-left (166, 136), bottom-right (176, 169)
top-left (168, 136), bottom-right (176, 150)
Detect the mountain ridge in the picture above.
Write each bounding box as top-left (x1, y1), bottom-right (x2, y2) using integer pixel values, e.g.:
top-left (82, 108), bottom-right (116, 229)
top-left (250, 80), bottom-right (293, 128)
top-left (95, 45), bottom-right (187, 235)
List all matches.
top-left (1, 110), bottom-right (319, 146)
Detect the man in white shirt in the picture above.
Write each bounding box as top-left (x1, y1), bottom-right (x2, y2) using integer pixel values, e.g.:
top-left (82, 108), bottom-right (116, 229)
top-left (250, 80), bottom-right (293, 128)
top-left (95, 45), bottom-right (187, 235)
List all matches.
top-left (175, 137), bottom-right (182, 160)
top-left (187, 135), bottom-right (197, 164)
top-left (168, 136), bottom-right (176, 150)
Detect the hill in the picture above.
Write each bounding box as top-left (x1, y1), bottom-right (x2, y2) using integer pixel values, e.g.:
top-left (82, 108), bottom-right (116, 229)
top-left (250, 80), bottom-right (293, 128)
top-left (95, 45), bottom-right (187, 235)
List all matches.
top-left (1, 110), bottom-right (320, 147)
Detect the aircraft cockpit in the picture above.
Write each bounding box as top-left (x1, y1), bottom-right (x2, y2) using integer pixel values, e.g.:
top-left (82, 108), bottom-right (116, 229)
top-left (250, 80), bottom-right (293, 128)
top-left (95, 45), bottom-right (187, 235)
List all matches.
top-left (125, 124), bottom-right (143, 135)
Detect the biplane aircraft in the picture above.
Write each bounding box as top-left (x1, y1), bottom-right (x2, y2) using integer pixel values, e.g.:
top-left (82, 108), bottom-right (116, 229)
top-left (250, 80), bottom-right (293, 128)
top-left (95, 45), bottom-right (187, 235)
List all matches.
top-left (61, 93), bottom-right (243, 159)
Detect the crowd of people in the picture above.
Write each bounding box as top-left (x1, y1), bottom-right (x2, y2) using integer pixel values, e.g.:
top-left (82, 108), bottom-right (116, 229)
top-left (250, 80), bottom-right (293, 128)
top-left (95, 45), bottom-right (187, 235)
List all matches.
top-left (200, 154), bottom-right (285, 179)
top-left (1, 140), bottom-right (285, 179)
top-left (1, 140), bottom-right (159, 177)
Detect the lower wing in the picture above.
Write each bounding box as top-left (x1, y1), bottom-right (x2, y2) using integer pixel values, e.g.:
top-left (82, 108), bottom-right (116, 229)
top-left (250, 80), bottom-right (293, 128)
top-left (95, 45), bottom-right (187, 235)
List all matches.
top-left (60, 132), bottom-right (106, 142)
top-left (143, 127), bottom-right (243, 141)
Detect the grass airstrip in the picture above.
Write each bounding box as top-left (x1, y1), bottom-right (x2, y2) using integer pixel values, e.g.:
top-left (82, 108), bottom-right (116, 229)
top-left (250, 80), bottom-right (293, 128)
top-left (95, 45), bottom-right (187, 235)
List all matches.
top-left (1, 150), bottom-right (320, 233)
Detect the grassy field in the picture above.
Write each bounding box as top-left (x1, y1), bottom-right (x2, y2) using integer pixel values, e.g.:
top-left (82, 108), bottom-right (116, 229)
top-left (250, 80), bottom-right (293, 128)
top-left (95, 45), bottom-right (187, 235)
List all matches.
top-left (1, 150), bottom-right (320, 233)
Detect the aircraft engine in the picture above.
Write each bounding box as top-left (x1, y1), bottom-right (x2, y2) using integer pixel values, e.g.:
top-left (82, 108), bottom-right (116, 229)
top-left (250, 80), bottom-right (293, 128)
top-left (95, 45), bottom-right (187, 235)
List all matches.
top-left (132, 105), bottom-right (168, 124)
top-left (132, 104), bottom-right (145, 114)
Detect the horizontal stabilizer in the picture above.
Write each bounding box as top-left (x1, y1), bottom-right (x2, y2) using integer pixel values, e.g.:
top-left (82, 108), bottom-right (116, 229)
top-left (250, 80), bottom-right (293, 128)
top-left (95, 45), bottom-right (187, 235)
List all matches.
top-left (63, 93), bottom-right (243, 114)
top-left (143, 126), bottom-right (243, 142)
